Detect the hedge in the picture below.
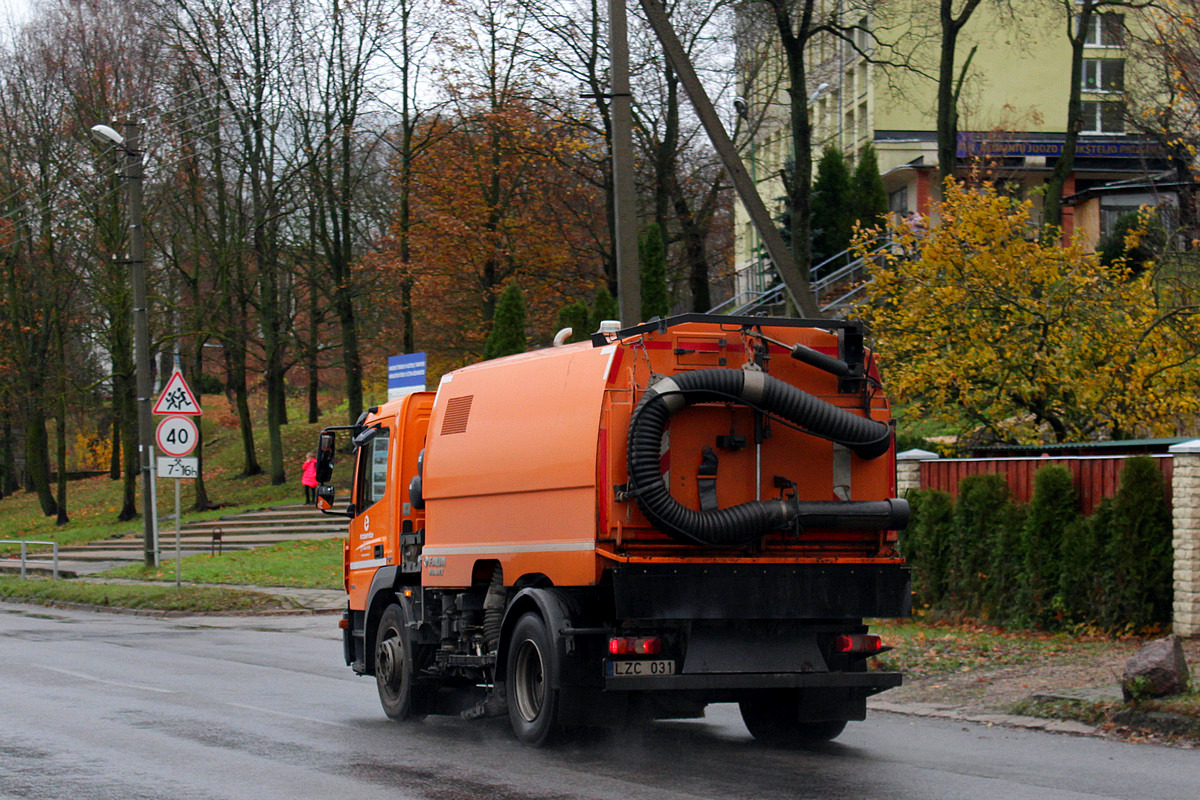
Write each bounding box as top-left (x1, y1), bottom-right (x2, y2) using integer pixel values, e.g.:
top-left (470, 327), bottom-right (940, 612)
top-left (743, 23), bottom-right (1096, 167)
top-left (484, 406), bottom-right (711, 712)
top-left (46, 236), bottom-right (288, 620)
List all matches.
top-left (902, 456), bottom-right (1173, 633)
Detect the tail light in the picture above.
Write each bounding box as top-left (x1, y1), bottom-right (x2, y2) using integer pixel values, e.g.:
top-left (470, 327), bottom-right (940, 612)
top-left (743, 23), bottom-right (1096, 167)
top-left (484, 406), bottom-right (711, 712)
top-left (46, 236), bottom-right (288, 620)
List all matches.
top-left (834, 634), bottom-right (885, 655)
top-left (608, 636), bottom-right (662, 656)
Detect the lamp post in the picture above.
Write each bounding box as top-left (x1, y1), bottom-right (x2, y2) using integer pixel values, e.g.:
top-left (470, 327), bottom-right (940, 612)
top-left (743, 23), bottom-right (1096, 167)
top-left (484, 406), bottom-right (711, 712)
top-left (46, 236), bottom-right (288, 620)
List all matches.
top-left (91, 121), bottom-right (156, 568)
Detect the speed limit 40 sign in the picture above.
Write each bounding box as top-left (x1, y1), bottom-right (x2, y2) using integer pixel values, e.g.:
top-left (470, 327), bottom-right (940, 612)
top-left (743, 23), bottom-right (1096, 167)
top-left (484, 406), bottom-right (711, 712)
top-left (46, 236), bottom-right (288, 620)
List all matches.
top-left (156, 415), bottom-right (198, 457)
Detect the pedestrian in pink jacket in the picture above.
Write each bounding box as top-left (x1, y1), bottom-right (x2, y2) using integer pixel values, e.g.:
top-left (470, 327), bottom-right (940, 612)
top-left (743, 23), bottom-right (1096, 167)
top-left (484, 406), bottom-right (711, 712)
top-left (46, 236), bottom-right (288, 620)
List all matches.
top-left (301, 452), bottom-right (318, 504)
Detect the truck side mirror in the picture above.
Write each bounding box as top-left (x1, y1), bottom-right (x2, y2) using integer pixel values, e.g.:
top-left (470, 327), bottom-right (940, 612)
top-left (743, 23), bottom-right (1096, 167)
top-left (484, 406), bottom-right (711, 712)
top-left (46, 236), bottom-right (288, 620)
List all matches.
top-left (316, 431), bottom-right (335, 483)
top-left (316, 484), bottom-right (335, 511)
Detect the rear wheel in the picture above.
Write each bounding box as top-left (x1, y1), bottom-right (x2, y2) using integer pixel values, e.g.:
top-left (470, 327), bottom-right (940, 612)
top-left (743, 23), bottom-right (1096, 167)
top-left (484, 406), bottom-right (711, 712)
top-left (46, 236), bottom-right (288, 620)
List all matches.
top-left (739, 691), bottom-right (848, 745)
top-left (506, 612), bottom-right (562, 746)
top-left (375, 604), bottom-right (426, 721)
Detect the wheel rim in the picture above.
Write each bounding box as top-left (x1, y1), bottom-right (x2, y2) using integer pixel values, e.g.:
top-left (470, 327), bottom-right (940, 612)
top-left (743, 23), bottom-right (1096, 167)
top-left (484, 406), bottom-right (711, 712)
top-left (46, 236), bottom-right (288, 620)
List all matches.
top-left (377, 627), bottom-right (404, 696)
top-left (512, 638), bottom-right (545, 723)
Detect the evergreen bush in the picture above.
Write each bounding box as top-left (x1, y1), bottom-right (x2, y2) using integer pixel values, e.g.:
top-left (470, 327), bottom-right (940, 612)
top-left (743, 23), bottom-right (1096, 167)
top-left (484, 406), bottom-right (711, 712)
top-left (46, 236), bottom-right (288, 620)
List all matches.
top-left (950, 474), bottom-right (1018, 619)
top-left (1101, 456), bottom-right (1173, 631)
top-left (902, 489), bottom-right (954, 607)
top-left (639, 222), bottom-right (669, 321)
top-left (483, 283), bottom-right (526, 360)
top-left (554, 300), bottom-right (590, 344)
top-left (589, 286), bottom-right (619, 333)
top-left (851, 143), bottom-right (889, 231)
top-left (1020, 464), bottom-right (1080, 626)
top-left (810, 146), bottom-right (853, 266)
top-left (897, 457), bottom-right (1174, 633)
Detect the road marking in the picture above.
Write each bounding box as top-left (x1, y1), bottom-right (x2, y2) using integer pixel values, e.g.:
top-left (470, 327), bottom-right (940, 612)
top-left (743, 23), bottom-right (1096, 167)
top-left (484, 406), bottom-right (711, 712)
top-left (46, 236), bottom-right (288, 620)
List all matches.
top-left (42, 666), bottom-right (178, 694)
top-left (225, 701), bottom-right (351, 728)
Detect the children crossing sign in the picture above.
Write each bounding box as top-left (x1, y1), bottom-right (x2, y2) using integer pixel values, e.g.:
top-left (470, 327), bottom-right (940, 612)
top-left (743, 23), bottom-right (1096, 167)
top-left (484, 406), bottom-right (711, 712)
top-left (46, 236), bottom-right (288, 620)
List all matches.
top-left (152, 370), bottom-right (202, 415)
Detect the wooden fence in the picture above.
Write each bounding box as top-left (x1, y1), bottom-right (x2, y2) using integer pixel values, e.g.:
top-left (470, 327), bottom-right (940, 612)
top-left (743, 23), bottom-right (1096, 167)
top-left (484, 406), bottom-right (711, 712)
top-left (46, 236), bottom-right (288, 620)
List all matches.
top-left (919, 455), bottom-right (1174, 516)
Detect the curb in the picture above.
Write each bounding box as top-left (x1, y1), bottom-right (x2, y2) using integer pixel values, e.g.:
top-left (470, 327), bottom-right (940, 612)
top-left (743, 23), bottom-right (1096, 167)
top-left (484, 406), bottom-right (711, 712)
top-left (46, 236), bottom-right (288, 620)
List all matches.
top-left (869, 699), bottom-right (1099, 736)
top-left (870, 696), bottom-right (1200, 744)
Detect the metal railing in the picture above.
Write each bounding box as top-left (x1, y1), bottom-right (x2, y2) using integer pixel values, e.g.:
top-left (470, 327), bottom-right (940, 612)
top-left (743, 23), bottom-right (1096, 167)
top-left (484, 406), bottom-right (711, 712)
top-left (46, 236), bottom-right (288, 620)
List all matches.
top-left (711, 234), bottom-right (896, 319)
top-left (3, 540), bottom-right (60, 579)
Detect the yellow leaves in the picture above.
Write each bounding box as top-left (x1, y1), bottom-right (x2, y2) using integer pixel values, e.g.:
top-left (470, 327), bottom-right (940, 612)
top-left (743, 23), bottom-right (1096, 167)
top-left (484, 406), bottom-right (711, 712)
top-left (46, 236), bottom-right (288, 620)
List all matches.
top-left (857, 180), bottom-right (1200, 444)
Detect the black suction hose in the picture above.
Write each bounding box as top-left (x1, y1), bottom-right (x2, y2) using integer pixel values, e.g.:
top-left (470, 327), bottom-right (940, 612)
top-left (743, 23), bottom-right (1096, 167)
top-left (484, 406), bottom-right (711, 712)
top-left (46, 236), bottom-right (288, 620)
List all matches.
top-left (626, 368), bottom-right (908, 547)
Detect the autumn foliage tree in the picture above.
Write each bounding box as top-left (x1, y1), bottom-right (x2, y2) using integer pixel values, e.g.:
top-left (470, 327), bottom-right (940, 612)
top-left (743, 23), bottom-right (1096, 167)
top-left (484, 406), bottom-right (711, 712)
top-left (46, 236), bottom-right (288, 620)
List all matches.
top-left (858, 180), bottom-right (1200, 445)
top-left (403, 101), bottom-right (603, 369)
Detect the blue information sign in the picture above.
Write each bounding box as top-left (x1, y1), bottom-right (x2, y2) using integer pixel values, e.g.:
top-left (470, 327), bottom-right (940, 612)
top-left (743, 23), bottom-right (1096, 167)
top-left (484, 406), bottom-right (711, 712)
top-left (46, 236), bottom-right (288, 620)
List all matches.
top-left (388, 353), bottom-right (427, 400)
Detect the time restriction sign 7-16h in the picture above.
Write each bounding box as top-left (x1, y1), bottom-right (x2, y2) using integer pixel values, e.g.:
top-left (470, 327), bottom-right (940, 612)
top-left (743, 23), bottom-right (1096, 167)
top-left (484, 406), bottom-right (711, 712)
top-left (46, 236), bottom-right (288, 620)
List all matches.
top-left (156, 415), bottom-right (198, 458)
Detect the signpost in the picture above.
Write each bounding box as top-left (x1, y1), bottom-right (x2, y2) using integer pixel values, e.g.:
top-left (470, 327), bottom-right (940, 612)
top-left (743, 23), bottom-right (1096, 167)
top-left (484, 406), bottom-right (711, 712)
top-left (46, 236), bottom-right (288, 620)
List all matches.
top-left (152, 370), bottom-right (201, 586)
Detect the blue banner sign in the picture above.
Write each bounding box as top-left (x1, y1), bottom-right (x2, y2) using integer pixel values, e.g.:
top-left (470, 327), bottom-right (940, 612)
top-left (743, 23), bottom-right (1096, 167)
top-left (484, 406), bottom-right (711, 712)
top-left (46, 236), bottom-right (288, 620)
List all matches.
top-left (388, 353), bottom-right (427, 401)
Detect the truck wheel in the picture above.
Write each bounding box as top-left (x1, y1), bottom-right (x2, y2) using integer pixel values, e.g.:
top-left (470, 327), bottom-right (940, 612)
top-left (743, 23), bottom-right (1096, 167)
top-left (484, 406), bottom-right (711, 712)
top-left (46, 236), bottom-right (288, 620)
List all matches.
top-left (506, 612), bottom-right (562, 746)
top-left (375, 604), bottom-right (425, 721)
top-left (739, 692), bottom-right (847, 745)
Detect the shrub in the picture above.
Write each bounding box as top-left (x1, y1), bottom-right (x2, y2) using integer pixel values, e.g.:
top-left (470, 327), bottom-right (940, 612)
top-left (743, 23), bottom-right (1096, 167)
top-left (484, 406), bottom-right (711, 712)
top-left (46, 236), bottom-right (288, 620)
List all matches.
top-left (554, 300), bottom-right (590, 344)
top-left (639, 222), bottom-right (669, 321)
top-left (1101, 456), bottom-right (1173, 632)
top-left (902, 489), bottom-right (954, 607)
top-left (951, 474), bottom-right (1022, 619)
top-left (589, 286), bottom-right (619, 333)
top-left (1021, 464), bottom-right (1080, 626)
top-left (483, 283), bottom-right (526, 360)
top-left (1057, 507), bottom-right (1104, 625)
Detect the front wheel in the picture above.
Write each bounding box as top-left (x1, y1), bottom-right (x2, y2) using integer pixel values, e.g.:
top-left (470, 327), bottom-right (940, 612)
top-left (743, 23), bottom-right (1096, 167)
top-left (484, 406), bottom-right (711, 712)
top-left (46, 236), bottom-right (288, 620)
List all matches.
top-left (375, 604), bottom-right (425, 721)
top-left (739, 690), bottom-right (848, 746)
top-left (506, 612), bottom-right (562, 746)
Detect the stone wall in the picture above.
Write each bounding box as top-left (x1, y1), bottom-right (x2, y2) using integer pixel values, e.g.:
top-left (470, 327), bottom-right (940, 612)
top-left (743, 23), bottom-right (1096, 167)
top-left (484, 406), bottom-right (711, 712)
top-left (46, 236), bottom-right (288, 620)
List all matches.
top-left (896, 448), bottom-right (935, 497)
top-left (1169, 441), bottom-right (1200, 637)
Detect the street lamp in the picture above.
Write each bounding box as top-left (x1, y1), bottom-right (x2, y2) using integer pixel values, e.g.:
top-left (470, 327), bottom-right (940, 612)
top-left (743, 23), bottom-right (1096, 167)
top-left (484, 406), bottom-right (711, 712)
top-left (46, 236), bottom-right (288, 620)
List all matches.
top-left (91, 121), bottom-right (156, 568)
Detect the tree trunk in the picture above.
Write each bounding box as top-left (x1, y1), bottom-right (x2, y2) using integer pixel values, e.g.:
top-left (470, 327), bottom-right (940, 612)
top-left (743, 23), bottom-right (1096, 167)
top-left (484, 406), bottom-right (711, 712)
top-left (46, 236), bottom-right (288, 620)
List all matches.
top-left (187, 352), bottom-right (211, 511)
top-left (25, 404), bottom-right (56, 517)
top-left (55, 394), bottom-right (68, 526)
top-left (1044, 3), bottom-right (1091, 229)
top-left (109, 378), bottom-right (122, 480)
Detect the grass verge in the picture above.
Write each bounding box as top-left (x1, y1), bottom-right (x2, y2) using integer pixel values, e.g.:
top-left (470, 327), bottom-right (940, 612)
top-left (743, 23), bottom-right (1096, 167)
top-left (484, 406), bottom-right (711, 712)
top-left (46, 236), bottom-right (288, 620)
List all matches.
top-left (1012, 694), bottom-right (1200, 741)
top-left (0, 576), bottom-right (298, 613)
top-left (99, 538), bottom-right (343, 589)
top-left (868, 619), bottom-right (1112, 679)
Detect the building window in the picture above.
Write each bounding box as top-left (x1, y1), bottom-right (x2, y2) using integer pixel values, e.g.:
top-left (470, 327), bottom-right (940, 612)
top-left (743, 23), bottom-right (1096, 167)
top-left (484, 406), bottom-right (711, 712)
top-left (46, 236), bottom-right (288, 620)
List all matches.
top-left (1080, 13), bottom-right (1124, 47)
top-left (889, 187), bottom-right (908, 216)
top-left (1081, 100), bottom-right (1124, 133)
top-left (1082, 58), bottom-right (1124, 92)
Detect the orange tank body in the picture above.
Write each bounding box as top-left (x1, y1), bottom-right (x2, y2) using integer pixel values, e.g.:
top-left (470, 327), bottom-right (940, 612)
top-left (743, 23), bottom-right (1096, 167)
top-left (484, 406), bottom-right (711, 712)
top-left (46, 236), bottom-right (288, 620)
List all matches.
top-left (412, 318), bottom-right (901, 591)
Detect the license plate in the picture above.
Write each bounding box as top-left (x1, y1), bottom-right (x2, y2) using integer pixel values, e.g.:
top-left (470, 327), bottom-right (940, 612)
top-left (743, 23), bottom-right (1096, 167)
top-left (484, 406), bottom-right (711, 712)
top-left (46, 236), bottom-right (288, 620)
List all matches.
top-left (605, 659), bottom-right (676, 677)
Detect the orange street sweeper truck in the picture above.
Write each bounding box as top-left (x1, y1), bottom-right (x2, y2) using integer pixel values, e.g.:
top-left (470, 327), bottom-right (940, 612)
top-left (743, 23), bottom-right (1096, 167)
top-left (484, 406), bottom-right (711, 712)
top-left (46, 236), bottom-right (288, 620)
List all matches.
top-left (315, 314), bottom-right (910, 746)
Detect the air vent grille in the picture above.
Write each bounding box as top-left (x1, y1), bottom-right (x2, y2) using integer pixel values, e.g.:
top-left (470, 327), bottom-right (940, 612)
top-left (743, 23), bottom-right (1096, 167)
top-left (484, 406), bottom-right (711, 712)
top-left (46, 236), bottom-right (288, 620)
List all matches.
top-left (441, 395), bottom-right (473, 435)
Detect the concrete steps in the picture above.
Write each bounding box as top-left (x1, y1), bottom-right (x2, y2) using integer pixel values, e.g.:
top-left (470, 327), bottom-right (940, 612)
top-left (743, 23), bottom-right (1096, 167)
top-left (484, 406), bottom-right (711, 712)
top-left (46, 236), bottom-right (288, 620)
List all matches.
top-left (1, 503), bottom-right (350, 576)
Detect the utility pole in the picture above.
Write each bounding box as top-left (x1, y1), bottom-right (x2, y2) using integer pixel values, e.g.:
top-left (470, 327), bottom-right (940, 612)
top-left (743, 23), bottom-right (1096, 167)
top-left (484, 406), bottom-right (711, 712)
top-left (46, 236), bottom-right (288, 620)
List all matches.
top-left (124, 121), bottom-right (156, 567)
top-left (91, 121), bottom-right (156, 566)
top-left (609, 0), bottom-right (641, 326)
top-left (638, 0), bottom-right (820, 317)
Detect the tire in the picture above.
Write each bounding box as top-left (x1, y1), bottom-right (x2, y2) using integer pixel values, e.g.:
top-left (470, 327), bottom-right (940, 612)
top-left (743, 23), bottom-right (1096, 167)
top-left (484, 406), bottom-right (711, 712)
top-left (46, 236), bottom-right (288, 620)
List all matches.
top-left (506, 612), bottom-right (562, 746)
top-left (375, 604), bottom-right (426, 721)
top-left (739, 691), bottom-right (848, 746)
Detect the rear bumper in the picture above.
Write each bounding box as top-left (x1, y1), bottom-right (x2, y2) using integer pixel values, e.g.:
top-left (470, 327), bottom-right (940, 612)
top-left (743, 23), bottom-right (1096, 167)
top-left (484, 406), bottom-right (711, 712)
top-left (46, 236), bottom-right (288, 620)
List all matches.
top-left (612, 562), bottom-right (911, 620)
top-left (603, 669), bottom-right (902, 692)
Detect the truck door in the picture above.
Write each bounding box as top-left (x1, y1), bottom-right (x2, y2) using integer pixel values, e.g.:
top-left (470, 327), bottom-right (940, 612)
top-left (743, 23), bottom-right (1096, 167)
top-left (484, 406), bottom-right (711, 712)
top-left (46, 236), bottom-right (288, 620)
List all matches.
top-left (347, 422), bottom-right (394, 607)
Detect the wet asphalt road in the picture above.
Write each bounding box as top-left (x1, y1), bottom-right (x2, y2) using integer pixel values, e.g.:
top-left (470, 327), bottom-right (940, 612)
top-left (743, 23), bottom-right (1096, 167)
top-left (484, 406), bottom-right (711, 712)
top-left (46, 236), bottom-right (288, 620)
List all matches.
top-left (1, 603), bottom-right (1197, 800)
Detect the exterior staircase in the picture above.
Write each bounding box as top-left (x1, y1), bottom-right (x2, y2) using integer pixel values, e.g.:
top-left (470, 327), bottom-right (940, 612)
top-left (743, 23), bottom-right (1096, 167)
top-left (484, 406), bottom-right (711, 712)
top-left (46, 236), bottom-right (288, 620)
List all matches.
top-left (2, 503), bottom-right (350, 577)
top-left (713, 234), bottom-right (895, 318)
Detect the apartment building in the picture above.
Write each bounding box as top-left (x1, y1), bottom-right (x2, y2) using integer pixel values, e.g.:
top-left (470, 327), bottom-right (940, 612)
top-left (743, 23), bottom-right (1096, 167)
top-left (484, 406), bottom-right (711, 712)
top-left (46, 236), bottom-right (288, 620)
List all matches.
top-left (733, 1), bottom-right (1174, 296)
